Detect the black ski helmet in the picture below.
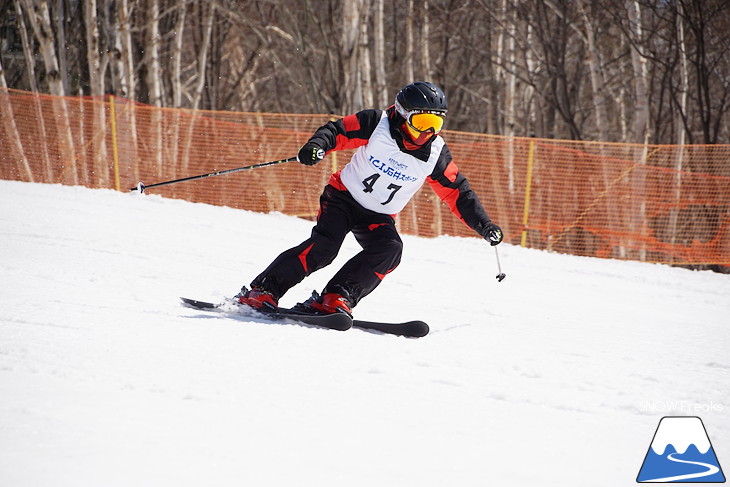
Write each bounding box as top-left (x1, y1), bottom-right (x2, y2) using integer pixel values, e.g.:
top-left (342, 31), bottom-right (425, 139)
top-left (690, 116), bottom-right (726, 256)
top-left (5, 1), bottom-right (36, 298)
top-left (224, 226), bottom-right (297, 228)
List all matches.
top-left (395, 81), bottom-right (448, 114)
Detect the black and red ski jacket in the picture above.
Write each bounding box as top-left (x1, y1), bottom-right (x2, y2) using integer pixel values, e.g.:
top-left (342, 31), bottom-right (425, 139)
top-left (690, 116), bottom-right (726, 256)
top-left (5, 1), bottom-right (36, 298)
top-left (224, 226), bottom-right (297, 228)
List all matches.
top-left (305, 106), bottom-right (495, 237)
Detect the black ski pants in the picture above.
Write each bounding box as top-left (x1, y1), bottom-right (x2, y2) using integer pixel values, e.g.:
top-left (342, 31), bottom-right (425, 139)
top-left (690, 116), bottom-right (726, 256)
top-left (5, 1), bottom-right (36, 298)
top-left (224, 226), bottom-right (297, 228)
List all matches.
top-left (251, 184), bottom-right (403, 307)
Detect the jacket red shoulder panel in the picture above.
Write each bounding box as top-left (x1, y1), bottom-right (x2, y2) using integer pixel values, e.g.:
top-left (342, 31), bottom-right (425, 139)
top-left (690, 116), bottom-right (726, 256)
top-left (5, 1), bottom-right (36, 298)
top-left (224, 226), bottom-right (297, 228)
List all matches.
top-left (427, 145), bottom-right (492, 233)
top-left (307, 109), bottom-right (383, 153)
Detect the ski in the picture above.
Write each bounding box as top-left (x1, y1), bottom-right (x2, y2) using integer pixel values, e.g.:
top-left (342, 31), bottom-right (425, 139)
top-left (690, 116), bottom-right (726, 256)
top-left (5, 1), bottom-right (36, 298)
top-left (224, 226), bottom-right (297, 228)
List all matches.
top-left (180, 297), bottom-right (352, 331)
top-left (352, 318), bottom-right (429, 338)
top-left (180, 297), bottom-right (429, 337)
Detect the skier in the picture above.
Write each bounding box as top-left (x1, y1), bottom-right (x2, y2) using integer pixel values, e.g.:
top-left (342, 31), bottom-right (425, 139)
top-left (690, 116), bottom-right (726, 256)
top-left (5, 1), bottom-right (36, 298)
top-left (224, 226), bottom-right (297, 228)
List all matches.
top-left (237, 81), bottom-right (503, 317)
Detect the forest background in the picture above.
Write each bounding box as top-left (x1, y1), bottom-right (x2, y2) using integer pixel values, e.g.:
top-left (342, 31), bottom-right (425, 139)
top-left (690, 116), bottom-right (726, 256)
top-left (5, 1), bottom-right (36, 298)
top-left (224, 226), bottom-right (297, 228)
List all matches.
top-left (2, 0), bottom-right (730, 145)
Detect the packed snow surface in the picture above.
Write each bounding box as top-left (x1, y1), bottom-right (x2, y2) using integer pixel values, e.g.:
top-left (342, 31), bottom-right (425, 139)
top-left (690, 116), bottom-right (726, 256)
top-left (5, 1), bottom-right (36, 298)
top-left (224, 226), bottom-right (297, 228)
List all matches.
top-left (1, 180), bottom-right (728, 486)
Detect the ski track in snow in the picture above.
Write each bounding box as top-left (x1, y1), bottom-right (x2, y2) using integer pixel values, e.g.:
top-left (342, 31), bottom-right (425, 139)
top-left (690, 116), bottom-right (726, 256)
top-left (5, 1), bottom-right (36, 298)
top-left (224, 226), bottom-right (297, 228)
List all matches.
top-left (1, 180), bottom-right (728, 487)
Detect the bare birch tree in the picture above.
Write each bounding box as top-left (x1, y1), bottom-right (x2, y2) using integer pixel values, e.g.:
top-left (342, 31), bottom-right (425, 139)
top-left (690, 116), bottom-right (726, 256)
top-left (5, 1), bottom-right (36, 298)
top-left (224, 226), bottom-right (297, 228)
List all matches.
top-left (404, 0), bottom-right (415, 83)
top-left (341, 0), bottom-right (368, 113)
top-left (180, 1), bottom-right (214, 173)
top-left (52, 0), bottom-right (70, 95)
top-left (117, 0), bottom-right (136, 100)
top-left (84, 0), bottom-right (109, 186)
top-left (358, 9), bottom-right (373, 109)
top-left (14, 0), bottom-right (53, 180)
top-left (626, 0), bottom-right (649, 260)
top-left (373, 0), bottom-right (388, 107)
top-left (143, 0), bottom-right (164, 177)
top-left (191, 1), bottom-right (214, 111)
top-left (84, 0), bottom-right (103, 97)
top-left (20, 0), bottom-right (79, 184)
top-left (0, 56), bottom-right (34, 182)
top-left (145, 0), bottom-right (163, 107)
top-left (576, 0), bottom-right (609, 141)
top-left (627, 0), bottom-right (650, 144)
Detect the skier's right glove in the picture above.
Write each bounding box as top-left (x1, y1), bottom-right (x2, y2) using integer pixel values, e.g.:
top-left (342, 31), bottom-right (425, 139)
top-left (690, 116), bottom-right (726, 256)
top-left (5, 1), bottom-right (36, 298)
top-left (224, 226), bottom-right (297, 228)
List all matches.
top-left (297, 143), bottom-right (325, 166)
top-left (480, 222), bottom-right (503, 246)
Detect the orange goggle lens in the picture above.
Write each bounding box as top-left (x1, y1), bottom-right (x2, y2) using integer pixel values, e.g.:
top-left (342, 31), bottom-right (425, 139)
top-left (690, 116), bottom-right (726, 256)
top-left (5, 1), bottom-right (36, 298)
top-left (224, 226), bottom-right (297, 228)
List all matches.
top-left (408, 112), bottom-right (445, 133)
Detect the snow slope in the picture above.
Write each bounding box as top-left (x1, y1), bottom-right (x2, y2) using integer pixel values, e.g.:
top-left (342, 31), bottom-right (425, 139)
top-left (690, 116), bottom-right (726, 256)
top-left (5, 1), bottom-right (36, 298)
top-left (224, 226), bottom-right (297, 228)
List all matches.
top-left (1, 180), bottom-right (728, 486)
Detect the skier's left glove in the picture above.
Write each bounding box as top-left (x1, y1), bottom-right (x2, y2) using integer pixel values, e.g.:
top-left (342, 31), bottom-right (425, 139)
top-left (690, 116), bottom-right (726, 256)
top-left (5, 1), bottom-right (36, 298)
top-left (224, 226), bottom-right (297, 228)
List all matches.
top-left (297, 143), bottom-right (325, 166)
top-left (479, 222), bottom-right (503, 246)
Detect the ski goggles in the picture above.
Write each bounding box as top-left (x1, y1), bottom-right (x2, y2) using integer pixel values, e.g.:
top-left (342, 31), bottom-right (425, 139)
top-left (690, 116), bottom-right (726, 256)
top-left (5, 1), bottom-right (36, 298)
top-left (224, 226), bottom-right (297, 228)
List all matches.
top-left (395, 102), bottom-right (447, 134)
top-left (407, 111), bottom-right (446, 134)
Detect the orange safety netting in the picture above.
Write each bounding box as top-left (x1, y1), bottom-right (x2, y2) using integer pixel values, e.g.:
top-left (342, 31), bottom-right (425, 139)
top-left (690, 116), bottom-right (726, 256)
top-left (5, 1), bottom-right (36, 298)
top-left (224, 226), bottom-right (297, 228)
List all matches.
top-left (2, 88), bottom-right (729, 265)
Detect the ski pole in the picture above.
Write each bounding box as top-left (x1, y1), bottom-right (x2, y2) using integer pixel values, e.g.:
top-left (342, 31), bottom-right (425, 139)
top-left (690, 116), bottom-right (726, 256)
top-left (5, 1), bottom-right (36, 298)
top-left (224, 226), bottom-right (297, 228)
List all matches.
top-left (494, 246), bottom-right (506, 282)
top-left (129, 156), bottom-right (298, 193)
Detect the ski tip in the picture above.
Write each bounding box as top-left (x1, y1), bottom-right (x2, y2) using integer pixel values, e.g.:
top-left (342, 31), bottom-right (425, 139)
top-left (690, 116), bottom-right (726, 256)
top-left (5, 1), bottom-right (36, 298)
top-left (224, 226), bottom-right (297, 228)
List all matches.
top-left (406, 321), bottom-right (429, 338)
top-left (180, 297), bottom-right (218, 309)
top-left (351, 319), bottom-right (429, 338)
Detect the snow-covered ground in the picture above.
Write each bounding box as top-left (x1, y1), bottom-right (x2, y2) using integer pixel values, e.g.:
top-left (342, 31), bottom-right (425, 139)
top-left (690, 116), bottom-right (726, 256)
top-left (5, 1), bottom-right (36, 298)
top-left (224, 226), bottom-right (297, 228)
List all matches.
top-left (1, 179), bottom-right (728, 486)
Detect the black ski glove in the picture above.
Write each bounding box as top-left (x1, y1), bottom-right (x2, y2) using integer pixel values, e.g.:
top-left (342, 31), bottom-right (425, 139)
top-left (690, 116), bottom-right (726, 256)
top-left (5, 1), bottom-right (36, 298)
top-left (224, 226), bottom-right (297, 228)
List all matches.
top-left (479, 222), bottom-right (503, 246)
top-left (297, 143), bottom-right (325, 166)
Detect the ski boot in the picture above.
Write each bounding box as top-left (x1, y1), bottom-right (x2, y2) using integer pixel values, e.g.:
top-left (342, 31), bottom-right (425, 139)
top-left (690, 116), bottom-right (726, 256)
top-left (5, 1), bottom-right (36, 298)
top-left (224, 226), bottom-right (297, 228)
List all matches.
top-left (236, 286), bottom-right (278, 311)
top-left (293, 290), bottom-right (353, 318)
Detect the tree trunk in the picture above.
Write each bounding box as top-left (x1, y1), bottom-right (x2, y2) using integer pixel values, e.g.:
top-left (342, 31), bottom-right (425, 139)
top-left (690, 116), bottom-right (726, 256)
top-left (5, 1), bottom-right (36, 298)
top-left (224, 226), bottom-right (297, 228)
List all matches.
top-left (576, 0), bottom-right (609, 141)
top-left (22, 0), bottom-right (63, 96)
top-left (84, 0), bottom-right (103, 96)
top-left (168, 1), bottom-right (187, 174)
top-left (102, 0), bottom-right (123, 96)
top-left (0, 58), bottom-right (35, 182)
top-left (419, 0), bottom-right (433, 81)
top-left (117, 0), bottom-right (135, 100)
top-left (627, 0), bottom-right (650, 144)
top-left (21, 0), bottom-right (79, 185)
top-left (171, 2), bottom-right (186, 108)
top-left (359, 8), bottom-right (373, 109)
top-left (503, 0), bottom-right (517, 193)
top-left (627, 0), bottom-right (649, 260)
top-left (84, 0), bottom-right (109, 186)
top-left (405, 0), bottom-right (415, 82)
top-left (52, 0), bottom-right (69, 95)
top-left (669, 4), bottom-right (690, 252)
top-left (191, 2), bottom-right (214, 110)
top-left (341, 0), bottom-right (366, 113)
top-left (114, 0), bottom-right (139, 183)
top-left (373, 0), bottom-right (388, 107)
top-left (144, 0), bottom-right (163, 178)
top-left (524, 22), bottom-right (536, 136)
top-left (15, 0), bottom-right (54, 181)
top-left (145, 0), bottom-right (162, 107)
top-left (180, 1), bottom-right (215, 173)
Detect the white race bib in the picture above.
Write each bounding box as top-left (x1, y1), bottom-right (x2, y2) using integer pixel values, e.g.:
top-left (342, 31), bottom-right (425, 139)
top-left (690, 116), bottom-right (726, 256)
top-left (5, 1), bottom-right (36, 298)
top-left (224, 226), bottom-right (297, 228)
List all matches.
top-left (340, 113), bottom-right (444, 214)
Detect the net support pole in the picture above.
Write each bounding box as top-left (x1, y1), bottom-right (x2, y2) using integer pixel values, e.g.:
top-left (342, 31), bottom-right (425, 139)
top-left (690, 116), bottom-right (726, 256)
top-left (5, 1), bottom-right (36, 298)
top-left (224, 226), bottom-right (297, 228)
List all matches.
top-left (521, 140), bottom-right (536, 247)
top-left (109, 94), bottom-right (121, 191)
